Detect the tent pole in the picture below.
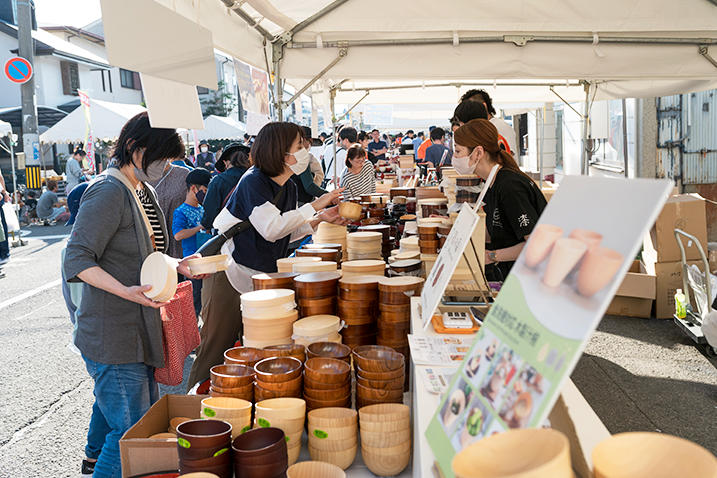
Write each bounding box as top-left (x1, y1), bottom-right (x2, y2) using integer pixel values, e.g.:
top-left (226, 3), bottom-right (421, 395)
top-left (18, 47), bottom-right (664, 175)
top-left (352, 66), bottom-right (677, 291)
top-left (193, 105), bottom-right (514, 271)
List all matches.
top-left (274, 55), bottom-right (284, 122)
top-left (331, 89), bottom-right (337, 187)
top-left (335, 91), bottom-right (369, 123)
top-left (539, 106), bottom-right (544, 189)
top-left (581, 84), bottom-right (590, 176)
top-left (291, 0), bottom-right (351, 36)
top-left (622, 98), bottom-right (629, 178)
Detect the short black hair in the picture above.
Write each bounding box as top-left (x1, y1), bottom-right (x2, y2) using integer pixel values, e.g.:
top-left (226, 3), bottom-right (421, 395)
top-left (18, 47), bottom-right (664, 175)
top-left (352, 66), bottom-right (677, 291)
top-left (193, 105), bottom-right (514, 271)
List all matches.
top-left (406, 130), bottom-right (414, 135)
top-left (111, 112), bottom-right (184, 171)
top-left (251, 122), bottom-right (304, 177)
top-left (243, 133), bottom-right (250, 140)
top-left (301, 125), bottom-right (312, 140)
top-left (371, 129), bottom-right (379, 134)
top-left (74, 148), bottom-right (86, 157)
top-left (460, 89), bottom-right (497, 116)
top-left (453, 101), bottom-right (488, 124)
top-left (339, 126), bottom-right (358, 143)
top-left (358, 130), bottom-right (369, 142)
top-left (417, 131), bottom-right (424, 138)
top-left (186, 167), bottom-right (212, 190)
top-left (430, 127), bottom-right (445, 141)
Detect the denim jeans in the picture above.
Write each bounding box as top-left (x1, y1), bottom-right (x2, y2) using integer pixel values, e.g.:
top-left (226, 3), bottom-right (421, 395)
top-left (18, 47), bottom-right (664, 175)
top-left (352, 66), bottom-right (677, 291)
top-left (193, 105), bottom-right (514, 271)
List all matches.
top-left (83, 355), bottom-right (159, 478)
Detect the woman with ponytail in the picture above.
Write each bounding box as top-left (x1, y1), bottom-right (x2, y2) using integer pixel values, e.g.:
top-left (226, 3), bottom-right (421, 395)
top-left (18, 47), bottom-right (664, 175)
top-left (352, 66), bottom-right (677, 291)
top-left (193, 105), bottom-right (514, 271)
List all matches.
top-left (453, 119), bottom-right (547, 281)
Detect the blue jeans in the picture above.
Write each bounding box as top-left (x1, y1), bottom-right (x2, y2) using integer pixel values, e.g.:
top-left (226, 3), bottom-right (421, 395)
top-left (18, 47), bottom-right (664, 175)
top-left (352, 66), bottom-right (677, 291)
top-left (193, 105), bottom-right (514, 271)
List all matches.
top-left (83, 356), bottom-right (159, 478)
top-left (0, 201), bottom-right (8, 259)
top-left (41, 206), bottom-right (65, 221)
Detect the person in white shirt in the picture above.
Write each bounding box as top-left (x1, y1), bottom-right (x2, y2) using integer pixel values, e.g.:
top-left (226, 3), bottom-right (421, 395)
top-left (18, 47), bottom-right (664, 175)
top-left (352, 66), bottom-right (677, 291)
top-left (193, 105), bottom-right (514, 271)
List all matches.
top-left (323, 126), bottom-right (358, 185)
top-left (460, 89), bottom-right (518, 157)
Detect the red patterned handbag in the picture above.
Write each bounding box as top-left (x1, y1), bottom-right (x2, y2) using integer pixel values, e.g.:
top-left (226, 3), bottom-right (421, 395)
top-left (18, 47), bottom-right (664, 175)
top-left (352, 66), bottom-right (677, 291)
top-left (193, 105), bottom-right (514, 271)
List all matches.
top-left (154, 281), bottom-right (201, 386)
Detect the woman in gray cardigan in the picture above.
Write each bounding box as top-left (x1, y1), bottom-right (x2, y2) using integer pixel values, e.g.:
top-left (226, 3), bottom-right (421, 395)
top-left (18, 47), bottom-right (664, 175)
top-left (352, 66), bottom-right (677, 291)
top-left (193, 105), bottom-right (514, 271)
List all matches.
top-left (64, 112), bottom-right (207, 478)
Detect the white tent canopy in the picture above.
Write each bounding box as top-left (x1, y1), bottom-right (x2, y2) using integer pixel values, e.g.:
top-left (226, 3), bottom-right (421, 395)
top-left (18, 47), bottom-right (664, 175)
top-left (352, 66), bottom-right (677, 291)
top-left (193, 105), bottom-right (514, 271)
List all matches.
top-left (39, 99), bottom-right (145, 144)
top-left (0, 120), bottom-right (12, 138)
top-left (194, 115), bottom-right (247, 141)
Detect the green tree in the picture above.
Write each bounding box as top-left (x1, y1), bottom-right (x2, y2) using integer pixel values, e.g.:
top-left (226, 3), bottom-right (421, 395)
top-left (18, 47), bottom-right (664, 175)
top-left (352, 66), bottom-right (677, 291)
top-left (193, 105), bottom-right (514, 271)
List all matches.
top-left (201, 80), bottom-right (237, 118)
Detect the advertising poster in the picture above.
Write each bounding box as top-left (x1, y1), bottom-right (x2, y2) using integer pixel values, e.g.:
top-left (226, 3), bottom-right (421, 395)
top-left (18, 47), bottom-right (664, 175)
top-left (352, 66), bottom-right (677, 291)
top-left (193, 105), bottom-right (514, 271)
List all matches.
top-left (365, 104), bottom-right (393, 125)
top-left (234, 58), bottom-right (258, 114)
top-left (78, 90), bottom-right (95, 171)
top-left (251, 68), bottom-right (271, 116)
top-left (425, 176), bottom-right (672, 477)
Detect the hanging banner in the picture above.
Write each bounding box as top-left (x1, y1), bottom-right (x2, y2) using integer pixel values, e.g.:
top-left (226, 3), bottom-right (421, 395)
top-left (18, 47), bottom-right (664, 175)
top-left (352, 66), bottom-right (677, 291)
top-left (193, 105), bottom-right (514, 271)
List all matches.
top-left (425, 176), bottom-right (673, 478)
top-left (78, 90), bottom-right (95, 171)
top-left (251, 68), bottom-right (271, 116)
top-left (365, 105), bottom-right (393, 125)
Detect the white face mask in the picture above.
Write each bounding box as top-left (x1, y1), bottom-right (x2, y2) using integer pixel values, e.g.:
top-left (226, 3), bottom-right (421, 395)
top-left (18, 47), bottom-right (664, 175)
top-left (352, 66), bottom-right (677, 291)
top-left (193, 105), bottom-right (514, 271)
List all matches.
top-left (453, 147), bottom-right (477, 175)
top-left (286, 147), bottom-right (311, 175)
top-left (200, 146), bottom-right (208, 153)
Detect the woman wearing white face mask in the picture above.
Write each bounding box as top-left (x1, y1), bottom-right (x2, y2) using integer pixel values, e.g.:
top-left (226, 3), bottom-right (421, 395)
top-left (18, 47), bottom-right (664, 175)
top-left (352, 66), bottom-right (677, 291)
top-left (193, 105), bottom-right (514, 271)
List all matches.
top-left (340, 144), bottom-right (377, 198)
top-left (454, 119), bottom-right (547, 281)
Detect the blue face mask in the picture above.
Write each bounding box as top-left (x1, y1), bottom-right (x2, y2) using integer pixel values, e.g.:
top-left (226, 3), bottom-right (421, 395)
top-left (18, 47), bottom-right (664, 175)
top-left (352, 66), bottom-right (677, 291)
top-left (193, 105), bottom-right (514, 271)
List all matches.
top-left (195, 189), bottom-right (206, 205)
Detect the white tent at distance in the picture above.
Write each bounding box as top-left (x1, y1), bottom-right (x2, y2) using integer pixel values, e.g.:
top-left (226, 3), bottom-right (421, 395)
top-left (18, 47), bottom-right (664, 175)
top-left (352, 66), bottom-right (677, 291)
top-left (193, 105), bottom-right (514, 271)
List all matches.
top-left (194, 115), bottom-right (247, 141)
top-left (39, 99), bottom-right (145, 144)
top-left (0, 120), bottom-right (12, 138)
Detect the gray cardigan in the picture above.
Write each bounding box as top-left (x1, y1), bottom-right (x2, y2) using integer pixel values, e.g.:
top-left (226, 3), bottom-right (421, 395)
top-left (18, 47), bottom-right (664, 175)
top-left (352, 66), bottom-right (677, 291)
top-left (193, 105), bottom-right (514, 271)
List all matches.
top-left (64, 171), bottom-right (169, 368)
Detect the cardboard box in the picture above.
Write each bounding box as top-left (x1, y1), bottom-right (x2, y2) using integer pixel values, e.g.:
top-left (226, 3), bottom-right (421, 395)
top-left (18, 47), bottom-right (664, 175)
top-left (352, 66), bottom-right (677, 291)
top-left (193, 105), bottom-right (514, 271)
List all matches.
top-left (606, 261), bottom-right (656, 318)
top-left (709, 250), bottom-right (717, 274)
top-left (643, 194), bottom-right (707, 263)
top-left (643, 253), bottom-right (703, 319)
top-left (120, 394), bottom-right (203, 478)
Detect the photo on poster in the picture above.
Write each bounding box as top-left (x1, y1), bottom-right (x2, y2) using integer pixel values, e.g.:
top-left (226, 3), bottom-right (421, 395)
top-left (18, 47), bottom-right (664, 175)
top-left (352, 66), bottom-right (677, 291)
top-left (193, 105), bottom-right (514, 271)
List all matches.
top-left (450, 396), bottom-right (493, 451)
top-left (233, 59), bottom-right (258, 114)
top-left (498, 364), bottom-right (550, 429)
top-left (251, 69), bottom-right (271, 116)
top-left (464, 329), bottom-right (500, 384)
top-left (438, 376), bottom-right (474, 438)
top-left (478, 343), bottom-right (524, 411)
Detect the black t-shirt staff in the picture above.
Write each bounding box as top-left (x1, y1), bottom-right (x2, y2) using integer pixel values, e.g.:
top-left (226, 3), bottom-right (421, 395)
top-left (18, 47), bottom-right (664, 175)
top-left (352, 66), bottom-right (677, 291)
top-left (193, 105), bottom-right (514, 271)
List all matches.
top-left (453, 119), bottom-right (547, 281)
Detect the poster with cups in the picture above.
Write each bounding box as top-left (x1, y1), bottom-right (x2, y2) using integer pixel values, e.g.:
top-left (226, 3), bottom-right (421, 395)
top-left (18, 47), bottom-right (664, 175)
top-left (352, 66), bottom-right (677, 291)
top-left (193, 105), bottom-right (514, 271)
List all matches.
top-left (426, 176), bottom-right (673, 477)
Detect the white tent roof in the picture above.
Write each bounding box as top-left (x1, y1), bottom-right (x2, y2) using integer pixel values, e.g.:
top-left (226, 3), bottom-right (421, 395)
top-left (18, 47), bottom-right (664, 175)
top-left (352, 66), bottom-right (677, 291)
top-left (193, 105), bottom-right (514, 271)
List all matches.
top-left (39, 99), bottom-right (145, 144)
top-left (194, 115), bottom-right (247, 140)
top-left (0, 120), bottom-right (12, 138)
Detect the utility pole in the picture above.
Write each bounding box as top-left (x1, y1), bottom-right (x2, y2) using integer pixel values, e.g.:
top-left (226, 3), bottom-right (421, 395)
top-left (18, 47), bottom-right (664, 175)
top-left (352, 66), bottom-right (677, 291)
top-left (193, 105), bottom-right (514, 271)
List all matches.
top-left (17, 0), bottom-right (39, 167)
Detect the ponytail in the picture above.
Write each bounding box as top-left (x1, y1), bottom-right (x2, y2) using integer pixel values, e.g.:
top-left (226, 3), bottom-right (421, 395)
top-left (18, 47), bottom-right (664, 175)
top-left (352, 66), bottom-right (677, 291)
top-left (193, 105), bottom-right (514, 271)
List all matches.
top-left (496, 149), bottom-right (532, 182)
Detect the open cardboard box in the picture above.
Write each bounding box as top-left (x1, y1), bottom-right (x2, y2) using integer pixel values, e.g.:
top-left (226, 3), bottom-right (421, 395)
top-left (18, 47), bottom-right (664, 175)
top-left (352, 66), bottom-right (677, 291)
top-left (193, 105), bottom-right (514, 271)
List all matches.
top-left (643, 193), bottom-right (707, 263)
top-left (119, 394), bottom-right (203, 478)
top-left (606, 260), bottom-right (656, 318)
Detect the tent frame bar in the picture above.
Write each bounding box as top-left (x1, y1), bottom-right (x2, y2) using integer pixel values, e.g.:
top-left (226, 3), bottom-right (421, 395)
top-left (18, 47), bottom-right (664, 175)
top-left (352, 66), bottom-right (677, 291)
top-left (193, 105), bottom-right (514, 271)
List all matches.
top-left (335, 81), bottom-right (584, 94)
top-left (219, 0), bottom-right (274, 41)
top-left (290, 0), bottom-right (351, 37)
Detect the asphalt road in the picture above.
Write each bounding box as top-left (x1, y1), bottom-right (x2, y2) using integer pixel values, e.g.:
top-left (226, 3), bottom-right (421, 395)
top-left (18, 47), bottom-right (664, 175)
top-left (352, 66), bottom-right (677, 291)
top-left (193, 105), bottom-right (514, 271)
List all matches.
top-left (1, 224), bottom-right (717, 477)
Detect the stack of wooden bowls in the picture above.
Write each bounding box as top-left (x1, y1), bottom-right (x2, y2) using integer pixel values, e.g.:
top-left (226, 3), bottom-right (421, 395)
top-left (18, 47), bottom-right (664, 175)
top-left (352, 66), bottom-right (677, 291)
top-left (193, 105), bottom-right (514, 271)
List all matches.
top-left (307, 342), bottom-right (351, 365)
top-left (277, 256), bottom-right (322, 273)
top-left (377, 277), bottom-right (424, 361)
top-left (253, 357), bottom-right (303, 401)
top-left (176, 419), bottom-right (233, 478)
top-left (303, 357), bottom-right (352, 412)
top-left (293, 260), bottom-right (338, 273)
top-left (399, 236), bottom-right (419, 253)
top-left (262, 344), bottom-right (306, 363)
top-left (287, 461), bottom-right (347, 478)
top-left (294, 272), bottom-right (341, 318)
top-left (224, 346), bottom-right (264, 368)
top-left (307, 408), bottom-right (358, 470)
top-left (455, 175), bottom-right (480, 205)
top-left (387, 258), bottom-right (423, 278)
top-left (241, 289), bottom-right (298, 348)
top-left (293, 315), bottom-right (342, 346)
top-left (252, 272), bottom-right (300, 291)
top-left (352, 346), bottom-right (405, 409)
top-left (296, 247), bottom-right (342, 266)
top-left (337, 275), bottom-right (381, 349)
top-left (340, 260), bottom-right (386, 279)
top-left (200, 397), bottom-right (252, 439)
top-left (420, 201), bottom-right (448, 218)
top-left (417, 223), bottom-right (440, 255)
top-left (302, 243), bottom-right (344, 264)
top-left (210, 364), bottom-right (254, 401)
top-left (358, 224), bottom-right (392, 261)
top-left (254, 398), bottom-right (306, 466)
top-left (437, 223), bottom-right (453, 249)
top-left (232, 427), bottom-right (288, 478)
top-left (359, 404), bottom-right (412, 476)
top-left (314, 223), bottom-right (348, 261)
top-left (347, 232), bottom-right (383, 261)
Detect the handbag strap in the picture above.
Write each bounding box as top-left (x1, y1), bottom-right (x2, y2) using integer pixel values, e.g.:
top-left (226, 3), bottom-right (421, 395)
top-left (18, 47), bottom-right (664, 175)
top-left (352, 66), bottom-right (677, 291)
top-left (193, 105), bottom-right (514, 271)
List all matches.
top-left (104, 168), bottom-right (154, 242)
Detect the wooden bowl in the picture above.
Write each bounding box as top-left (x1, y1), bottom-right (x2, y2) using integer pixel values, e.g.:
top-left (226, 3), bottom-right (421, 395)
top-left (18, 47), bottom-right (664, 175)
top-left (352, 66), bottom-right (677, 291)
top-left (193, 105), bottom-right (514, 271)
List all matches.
top-left (356, 383), bottom-right (404, 401)
top-left (360, 428), bottom-right (410, 449)
top-left (233, 460), bottom-right (288, 478)
top-left (303, 372), bottom-right (350, 391)
top-left (307, 407), bottom-right (358, 428)
top-left (308, 443), bottom-right (358, 470)
top-left (200, 397), bottom-right (252, 421)
top-left (254, 382), bottom-right (302, 400)
top-left (304, 394), bottom-right (351, 410)
top-left (209, 387), bottom-right (253, 402)
top-left (308, 423), bottom-right (357, 441)
top-left (452, 429), bottom-right (571, 478)
top-left (307, 342), bottom-right (351, 362)
top-left (223, 347), bottom-right (264, 368)
top-left (339, 202), bottom-right (363, 221)
top-left (231, 427), bottom-right (287, 458)
top-left (359, 416), bottom-right (411, 433)
top-left (356, 364), bottom-right (405, 381)
top-left (233, 441), bottom-right (288, 466)
top-left (255, 374), bottom-right (302, 393)
top-left (362, 440), bottom-right (412, 457)
top-left (287, 460), bottom-right (347, 478)
top-left (252, 272), bottom-right (300, 291)
top-left (352, 348), bottom-right (405, 373)
top-left (304, 383), bottom-right (351, 401)
top-left (176, 441), bottom-right (232, 462)
top-left (309, 435), bottom-right (358, 452)
top-left (304, 358), bottom-right (351, 384)
top-left (592, 432), bottom-right (717, 478)
top-left (176, 419), bottom-right (233, 449)
top-left (254, 398), bottom-right (306, 420)
top-left (210, 363), bottom-right (255, 388)
top-left (179, 460), bottom-right (232, 477)
top-left (342, 322), bottom-right (378, 337)
top-left (262, 344), bottom-right (306, 362)
top-left (356, 374), bottom-right (404, 391)
top-left (209, 381), bottom-right (254, 395)
top-left (254, 357), bottom-right (303, 383)
top-left (362, 449), bottom-right (411, 476)
top-left (358, 403), bottom-right (410, 423)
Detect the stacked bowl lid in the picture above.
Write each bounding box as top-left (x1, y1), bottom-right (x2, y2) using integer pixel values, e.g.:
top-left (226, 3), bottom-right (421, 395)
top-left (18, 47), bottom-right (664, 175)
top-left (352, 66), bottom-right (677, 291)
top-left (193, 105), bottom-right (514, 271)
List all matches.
top-left (253, 356), bottom-right (304, 402)
top-left (346, 232), bottom-right (383, 261)
top-left (302, 242), bottom-right (344, 261)
top-left (254, 398), bottom-right (306, 466)
top-left (337, 275), bottom-right (381, 350)
top-left (262, 344), bottom-right (306, 363)
top-left (140, 252), bottom-right (178, 303)
top-left (340, 260), bottom-right (386, 279)
top-left (307, 408), bottom-right (358, 470)
top-left (231, 427), bottom-right (289, 478)
top-left (352, 346), bottom-right (406, 409)
top-left (277, 256), bottom-right (321, 273)
top-left (200, 397), bottom-right (252, 439)
top-left (359, 404), bottom-right (412, 476)
top-left (241, 289), bottom-right (298, 348)
top-left (186, 254), bottom-right (230, 276)
top-left (293, 315), bottom-right (343, 346)
top-left (294, 272), bottom-right (341, 319)
top-left (252, 272), bottom-right (300, 292)
top-left (388, 259), bottom-right (423, 278)
top-left (307, 342), bottom-right (351, 365)
top-left (296, 247), bottom-right (342, 265)
top-left (377, 277), bottom-right (424, 370)
top-left (358, 224), bottom-right (393, 260)
top-left (176, 419), bottom-right (233, 478)
top-left (210, 363), bottom-right (255, 402)
top-left (399, 236), bottom-right (420, 254)
top-left (314, 223), bottom-right (348, 261)
top-left (417, 223), bottom-right (440, 255)
top-left (303, 357), bottom-right (352, 412)
top-left (292, 261), bottom-right (338, 273)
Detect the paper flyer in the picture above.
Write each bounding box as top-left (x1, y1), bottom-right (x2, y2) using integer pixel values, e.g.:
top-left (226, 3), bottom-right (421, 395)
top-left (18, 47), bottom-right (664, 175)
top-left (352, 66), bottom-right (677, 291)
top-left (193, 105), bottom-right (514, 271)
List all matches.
top-left (408, 335), bottom-right (475, 365)
top-left (419, 367), bottom-right (459, 394)
top-left (425, 176), bottom-right (672, 477)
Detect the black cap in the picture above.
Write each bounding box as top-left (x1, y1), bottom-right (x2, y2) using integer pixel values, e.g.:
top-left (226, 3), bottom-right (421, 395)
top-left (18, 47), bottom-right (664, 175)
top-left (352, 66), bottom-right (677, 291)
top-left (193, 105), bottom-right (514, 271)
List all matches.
top-left (186, 168), bottom-right (212, 187)
top-left (319, 132), bottom-right (328, 138)
top-left (199, 140), bottom-right (209, 146)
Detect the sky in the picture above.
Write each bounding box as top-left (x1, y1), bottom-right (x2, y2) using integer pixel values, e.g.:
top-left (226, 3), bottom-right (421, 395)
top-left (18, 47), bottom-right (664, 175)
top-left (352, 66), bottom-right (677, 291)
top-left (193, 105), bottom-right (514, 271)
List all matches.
top-left (34, 0), bottom-right (102, 28)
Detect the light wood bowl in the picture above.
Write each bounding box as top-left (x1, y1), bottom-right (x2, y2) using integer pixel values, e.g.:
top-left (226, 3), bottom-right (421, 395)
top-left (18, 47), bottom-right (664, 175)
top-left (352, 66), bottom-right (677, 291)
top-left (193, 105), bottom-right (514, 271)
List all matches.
top-left (287, 460), bottom-right (347, 478)
top-left (362, 449), bottom-right (411, 476)
top-left (168, 416), bottom-right (192, 434)
top-left (308, 443), bottom-right (358, 470)
top-left (307, 407), bottom-right (358, 428)
top-left (149, 432), bottom-right (177, 439)
top-left (140, 252), bottom-right (177, 301)
top-left (356, 395), bottom-right (404, 409)
top-left (362, 440), bottom-right (412, 456)
top-left (452, 428), bottom-right (571, 478)
top-left (309, 435), bottom-right (358, 452)
top-left (592, 432), bottom-right (717, 478)
top-left (254, 398), bottom-right (306, 420)
top-left (200, 397), bottom-right (252, 420)
top-left (359, 416), bottom-right (410, 433)
top-left (254, 416), bottom-right (305, 434)
top-left (288, 440), bottom-right (301, 466)
top-left (339, 202), bottom-right (363, 221)
top-left (308, 423), bottom-right (358, 441)
top-left (360, 428), bottom-right (411, 448)
top-left (358, 403), bottom-right (410, 423)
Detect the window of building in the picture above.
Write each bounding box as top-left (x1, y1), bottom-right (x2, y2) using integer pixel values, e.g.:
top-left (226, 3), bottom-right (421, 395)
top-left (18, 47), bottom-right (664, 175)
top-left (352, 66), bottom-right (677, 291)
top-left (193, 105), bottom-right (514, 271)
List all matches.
top-left (197, 86), bottom-right (209, 95)
top-left (61, 61), bottom-right (80, 96)
top-left (120, 68), bottom-right (141, 90)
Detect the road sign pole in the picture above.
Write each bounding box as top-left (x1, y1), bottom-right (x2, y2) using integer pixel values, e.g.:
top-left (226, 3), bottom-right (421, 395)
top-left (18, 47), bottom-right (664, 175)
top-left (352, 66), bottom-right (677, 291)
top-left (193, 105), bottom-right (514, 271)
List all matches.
top-left (17, 0), bottom-right (39, 168)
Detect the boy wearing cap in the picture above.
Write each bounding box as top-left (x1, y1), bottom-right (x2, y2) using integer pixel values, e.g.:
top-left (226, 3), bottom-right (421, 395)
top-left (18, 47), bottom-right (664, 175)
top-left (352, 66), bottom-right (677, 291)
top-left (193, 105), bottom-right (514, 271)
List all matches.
top-left (173, 168), bottom-right (212, 318)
